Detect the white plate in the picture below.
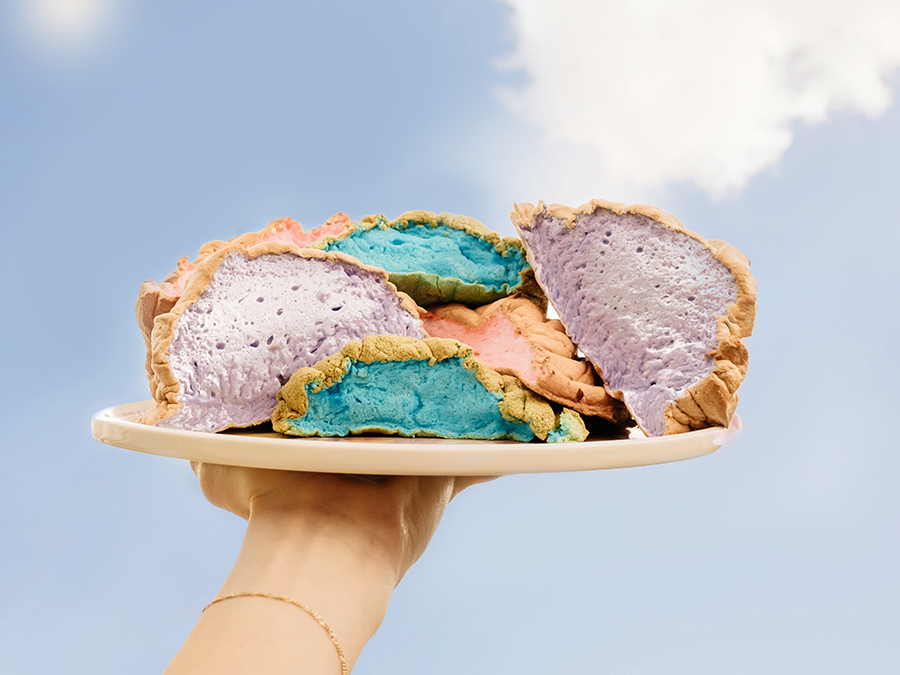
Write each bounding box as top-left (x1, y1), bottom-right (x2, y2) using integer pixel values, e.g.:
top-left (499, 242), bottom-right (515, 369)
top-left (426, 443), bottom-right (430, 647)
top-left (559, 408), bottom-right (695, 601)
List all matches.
top-left (91, 400), bottom-right (741, 476)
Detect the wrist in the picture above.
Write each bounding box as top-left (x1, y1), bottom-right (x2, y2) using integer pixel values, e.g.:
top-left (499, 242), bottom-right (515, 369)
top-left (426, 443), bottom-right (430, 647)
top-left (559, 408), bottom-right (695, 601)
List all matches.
top-left (217, 505), bottom-right (397, 664)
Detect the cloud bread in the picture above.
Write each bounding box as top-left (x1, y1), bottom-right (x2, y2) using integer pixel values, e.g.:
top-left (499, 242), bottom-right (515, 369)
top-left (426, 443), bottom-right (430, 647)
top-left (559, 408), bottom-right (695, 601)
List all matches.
top-left (511, 199), bottom-right (756, 437)
top-left (421, 296), bottom-right (633, 426)
top-left (313, 210), bottom-right (546, 308)
top-left (136, 213), bottom-right (353, 386)
top-left (141, 241), bottom-right (424, 433)
top-left (272, 335), bottom-right (589, 443)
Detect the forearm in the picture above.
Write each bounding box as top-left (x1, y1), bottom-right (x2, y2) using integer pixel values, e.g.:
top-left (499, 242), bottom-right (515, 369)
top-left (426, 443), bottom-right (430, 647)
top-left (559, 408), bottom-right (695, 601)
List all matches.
top-left (166, 508), bottom-right (398, 674)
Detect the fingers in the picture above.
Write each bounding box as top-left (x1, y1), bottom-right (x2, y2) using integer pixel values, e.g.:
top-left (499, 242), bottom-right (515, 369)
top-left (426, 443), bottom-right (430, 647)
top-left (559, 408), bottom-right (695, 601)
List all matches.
top-left (189, 458), bottom-right (498, 531)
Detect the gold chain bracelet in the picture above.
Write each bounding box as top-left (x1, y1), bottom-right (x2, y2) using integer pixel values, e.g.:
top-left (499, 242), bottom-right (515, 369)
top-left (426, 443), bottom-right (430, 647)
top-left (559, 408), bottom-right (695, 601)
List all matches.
top-left (202, 591), bottom-right (347, 674)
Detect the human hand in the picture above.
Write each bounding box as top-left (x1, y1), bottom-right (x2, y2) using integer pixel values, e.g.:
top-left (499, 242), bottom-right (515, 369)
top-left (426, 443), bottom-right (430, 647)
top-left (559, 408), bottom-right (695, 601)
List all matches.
top-left (191, 463), bottom-right (492, 583)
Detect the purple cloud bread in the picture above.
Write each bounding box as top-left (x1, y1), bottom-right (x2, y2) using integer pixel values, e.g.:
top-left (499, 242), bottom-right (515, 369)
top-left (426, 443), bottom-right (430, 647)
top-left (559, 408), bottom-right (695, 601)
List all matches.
top-left (511, 199), bottom-right (757, 437)
top-left (135, 213), bottom-right (354, 386)
top-left (271, 335), bottom-right (589, 442)
top-left (140, 241), bottom-right (424, 432)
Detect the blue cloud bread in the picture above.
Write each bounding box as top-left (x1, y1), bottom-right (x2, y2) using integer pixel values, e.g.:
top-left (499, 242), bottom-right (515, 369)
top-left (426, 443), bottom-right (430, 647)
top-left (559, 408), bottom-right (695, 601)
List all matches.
top-left (313, 210), bottom-right (546, 308)
top-left (271, 335), bottom-right (588, 442)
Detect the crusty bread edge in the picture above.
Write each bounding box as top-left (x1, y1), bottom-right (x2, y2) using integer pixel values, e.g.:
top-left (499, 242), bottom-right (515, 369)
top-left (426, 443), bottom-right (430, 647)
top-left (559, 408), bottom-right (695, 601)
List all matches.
top-left (511, 199), bottom-right (758, 435)
top-left (139, 240), bottom-right (421, 429)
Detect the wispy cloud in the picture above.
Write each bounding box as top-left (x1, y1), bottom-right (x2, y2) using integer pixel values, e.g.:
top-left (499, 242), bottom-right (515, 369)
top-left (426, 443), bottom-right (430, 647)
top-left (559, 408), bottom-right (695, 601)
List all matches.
top-left (493, 0), bottom-right (900, 200)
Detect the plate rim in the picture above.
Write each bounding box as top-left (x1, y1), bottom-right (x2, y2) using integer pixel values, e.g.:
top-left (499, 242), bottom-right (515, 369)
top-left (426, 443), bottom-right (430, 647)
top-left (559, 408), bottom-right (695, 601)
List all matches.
top-left (91, 400), bottom-right (739, 476)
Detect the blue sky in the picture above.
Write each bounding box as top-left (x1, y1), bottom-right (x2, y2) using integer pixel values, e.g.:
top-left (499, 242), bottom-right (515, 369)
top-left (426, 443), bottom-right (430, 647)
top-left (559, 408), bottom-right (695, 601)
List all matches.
top-left (1, 1), bottom-right (899, 672)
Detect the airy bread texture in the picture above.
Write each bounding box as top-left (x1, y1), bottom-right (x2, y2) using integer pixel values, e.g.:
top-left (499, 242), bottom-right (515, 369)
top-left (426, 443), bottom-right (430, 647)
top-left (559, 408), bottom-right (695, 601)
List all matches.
top-left (512, 199), bottom-right (756, 437)
top-left (313, 210), bottom-right (547, 309)
top-left (272, 335), bottom-right (589, 442)
top-left (141, 242), bottom-right (424, 433)
top-left (421, 296), bottom-right (632, 425)
top-left (135, 213), bottom-right (353, 383)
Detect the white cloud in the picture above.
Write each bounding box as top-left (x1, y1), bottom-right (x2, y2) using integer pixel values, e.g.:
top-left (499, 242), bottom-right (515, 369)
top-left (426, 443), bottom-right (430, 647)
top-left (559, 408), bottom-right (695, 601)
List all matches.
top-left (18, 0), bottom-right (114, 55)
top-left (494, 0), bottom-right (900, 200)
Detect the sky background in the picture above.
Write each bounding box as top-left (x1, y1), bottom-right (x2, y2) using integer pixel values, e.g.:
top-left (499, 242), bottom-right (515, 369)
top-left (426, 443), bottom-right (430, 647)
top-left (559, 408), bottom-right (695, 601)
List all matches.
top-left (1, 0), bottom-right (899, 672)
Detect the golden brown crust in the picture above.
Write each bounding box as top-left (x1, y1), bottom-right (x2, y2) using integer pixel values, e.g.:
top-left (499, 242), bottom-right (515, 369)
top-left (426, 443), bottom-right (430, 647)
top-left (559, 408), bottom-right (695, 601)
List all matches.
top-left (422, 297), bottom-right (633, 425)
top-left (138, 241), bottom-right (419, 428)
top-left (513, 268), bottom-right (549, 313)
top-left (135, 282), bottom-right (179, 394)
top-left (511, 199), bottom-right (757, 434)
